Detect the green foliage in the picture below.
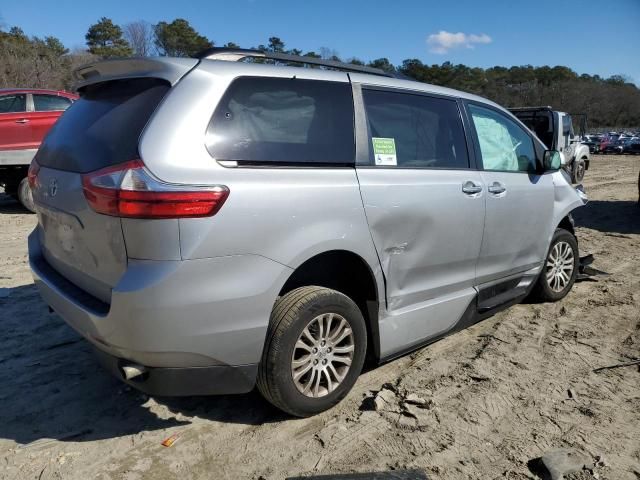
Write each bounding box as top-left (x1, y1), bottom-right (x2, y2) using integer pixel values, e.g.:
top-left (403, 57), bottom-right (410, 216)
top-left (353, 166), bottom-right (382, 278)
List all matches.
top-left (368, 58), bottom-right (395, 73)
top-left (85, 17), bottom-right (132, 58)
top-left (0, 26), bottom-right (74, 89)
top-left (42, 37), bottom-right (68, 57)
top-left (154, 19), bottom-right (212, 57)
top-left (267, 36), bottom-right (285, 53)
top-left (396, 61), bottom-right (640, 128)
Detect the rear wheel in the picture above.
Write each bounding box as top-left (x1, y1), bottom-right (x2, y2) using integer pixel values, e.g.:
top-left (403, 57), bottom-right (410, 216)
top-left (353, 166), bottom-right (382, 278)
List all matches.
top-left (530, 228), bottom-right (579, 302)
top-left (257, 286), bottom-right (367, 417)
top-left (17, 177), bottom-right (35, 213)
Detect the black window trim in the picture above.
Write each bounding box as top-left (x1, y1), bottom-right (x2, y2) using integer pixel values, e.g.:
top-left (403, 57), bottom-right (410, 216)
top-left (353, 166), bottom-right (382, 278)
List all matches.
top-left (353, 83), bottom-right (478, 171)
top-left (206, 75), bottom-right (356, 169)
top-left (462, 99), bottom-right (545, 175)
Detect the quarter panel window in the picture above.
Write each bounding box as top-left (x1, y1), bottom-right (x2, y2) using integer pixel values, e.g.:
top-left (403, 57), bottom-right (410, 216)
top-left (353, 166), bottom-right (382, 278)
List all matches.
top-left (469, 104), bottom-right (536, 173)
top-left (33, 94), bottom-right (72, 111)
top-left (362, 89), bottom-right (469, 169)
top-left (206, 77), bottom-right (354, 165)
top-left (0, 94), bottom-right (27, 113)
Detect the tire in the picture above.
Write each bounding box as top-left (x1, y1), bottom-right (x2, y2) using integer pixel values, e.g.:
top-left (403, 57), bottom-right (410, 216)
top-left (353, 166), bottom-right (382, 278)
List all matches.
top-left (530, 228), bottom-right (579, 302)
top-left (257, 286), bottom-right (367, 417)
top-left (17, 177), bottom-right (36, 213)
top-left (571, 159), bottom-right (586, 183)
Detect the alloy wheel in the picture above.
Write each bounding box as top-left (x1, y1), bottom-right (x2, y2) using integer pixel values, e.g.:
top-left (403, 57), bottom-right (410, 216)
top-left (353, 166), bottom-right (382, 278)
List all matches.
top-left (545, 241), bottom-right (575, 292)
top-left (291, 313), bottom-right (355, 398)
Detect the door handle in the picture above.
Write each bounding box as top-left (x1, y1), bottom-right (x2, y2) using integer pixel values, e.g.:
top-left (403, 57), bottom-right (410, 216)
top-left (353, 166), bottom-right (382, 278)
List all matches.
top-left (488, 182), bottom-right (506, 195)
top-left (15, 119), bottom-right (29, 124)
top-left (462, 180), bottom-right (483, 195)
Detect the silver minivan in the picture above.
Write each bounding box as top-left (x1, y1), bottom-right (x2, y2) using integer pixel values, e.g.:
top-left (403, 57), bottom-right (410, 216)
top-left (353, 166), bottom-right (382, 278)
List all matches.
top-left (28, 49), bottom-right (586, 417)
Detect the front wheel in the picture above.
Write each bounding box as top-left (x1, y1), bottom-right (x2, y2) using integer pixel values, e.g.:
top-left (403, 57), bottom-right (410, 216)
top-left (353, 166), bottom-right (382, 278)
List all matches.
top-left (571, 159), bottom-right (586, 183)
top-left (530, 228), bottom-right (579, 302)
top-left (257, 286), bottom-right (367, 417)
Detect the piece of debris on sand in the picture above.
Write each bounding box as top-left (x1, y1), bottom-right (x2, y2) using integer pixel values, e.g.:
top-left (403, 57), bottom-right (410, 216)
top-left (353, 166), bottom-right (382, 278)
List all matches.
top-left (373, 387), bottom-right (398, 412)
top-left (161, 432), bottom-right (181, 448)
top-left (530, 448), bottom-right (594, 480)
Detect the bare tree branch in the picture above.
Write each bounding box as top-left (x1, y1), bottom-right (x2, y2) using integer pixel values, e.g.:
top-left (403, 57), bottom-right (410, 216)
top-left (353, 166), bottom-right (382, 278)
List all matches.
top-left (123, 20), bottom-right (155, 57)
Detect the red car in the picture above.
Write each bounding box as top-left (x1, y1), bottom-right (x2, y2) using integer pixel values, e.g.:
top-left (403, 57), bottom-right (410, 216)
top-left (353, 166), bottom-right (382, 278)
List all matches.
top-left (597, 133), bottom-right (620, 154)
top-left (0, 88), bottom-right (78, 211)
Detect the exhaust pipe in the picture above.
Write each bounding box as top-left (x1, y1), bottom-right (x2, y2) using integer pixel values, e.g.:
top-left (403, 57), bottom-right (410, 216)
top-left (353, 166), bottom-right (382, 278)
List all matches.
top-left (121, 364), bottom-right (147, 380)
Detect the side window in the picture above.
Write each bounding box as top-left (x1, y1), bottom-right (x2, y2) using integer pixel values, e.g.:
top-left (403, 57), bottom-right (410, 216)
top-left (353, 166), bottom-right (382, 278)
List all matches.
top-left (468, 104), bottom-right (537, 173)
top-left (562, 115), bottom-right (574, 138)
top-left (363, 89), bottom-right (469, 169)
top-left (206, 77), bottom-right (354, 165)
top-left (0, 94), bottom-right (27, 113)
top-left (33, 94), bottom-right (72, 112)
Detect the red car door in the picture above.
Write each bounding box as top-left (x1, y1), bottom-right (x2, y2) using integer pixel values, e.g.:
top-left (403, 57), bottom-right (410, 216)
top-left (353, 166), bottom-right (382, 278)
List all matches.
top-left (0, 93), bottom-right (31, 150)
top-left (29, 94), bottom-right (74, 147)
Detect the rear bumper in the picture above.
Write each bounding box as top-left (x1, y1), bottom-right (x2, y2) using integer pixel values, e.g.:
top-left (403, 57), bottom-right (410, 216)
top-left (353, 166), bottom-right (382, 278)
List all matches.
top-left (93, 347), bottom-right (257, 396)
top-left (29, 229), bottom-right (292, 394)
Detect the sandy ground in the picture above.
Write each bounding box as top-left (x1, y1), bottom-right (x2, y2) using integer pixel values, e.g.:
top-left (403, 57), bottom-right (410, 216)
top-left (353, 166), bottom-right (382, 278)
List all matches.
top-left (0, 155), bottom-right (639, 480)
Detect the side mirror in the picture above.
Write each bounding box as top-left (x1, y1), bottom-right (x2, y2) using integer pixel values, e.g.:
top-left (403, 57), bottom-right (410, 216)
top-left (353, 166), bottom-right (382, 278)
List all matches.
top-left (543, 150), bottom-right (562, 171)
top-left (559, 151), bottom-right (568, 166)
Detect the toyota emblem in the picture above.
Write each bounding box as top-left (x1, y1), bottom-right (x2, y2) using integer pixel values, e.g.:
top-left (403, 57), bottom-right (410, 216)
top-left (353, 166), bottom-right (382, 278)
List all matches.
top-left (49, 178), bottom-right (58, 197)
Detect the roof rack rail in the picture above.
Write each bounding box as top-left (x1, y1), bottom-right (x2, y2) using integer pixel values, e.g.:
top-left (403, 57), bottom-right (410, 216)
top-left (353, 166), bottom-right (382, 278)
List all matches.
top-left (194, 47), bottom-right (397, 78)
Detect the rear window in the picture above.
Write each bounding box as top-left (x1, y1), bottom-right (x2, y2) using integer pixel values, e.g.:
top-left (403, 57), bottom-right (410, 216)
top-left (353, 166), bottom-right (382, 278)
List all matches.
top-left (33, 94), bottom-right (73, 112)
top-left (36, 78), bottom-right (169, 173)
top-left (206, 77), bottom-right (354, 165)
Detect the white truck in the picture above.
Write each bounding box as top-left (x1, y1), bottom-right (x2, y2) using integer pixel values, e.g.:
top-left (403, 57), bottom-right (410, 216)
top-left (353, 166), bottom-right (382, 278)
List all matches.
top-left (510, 107), bottom-right (590, 183)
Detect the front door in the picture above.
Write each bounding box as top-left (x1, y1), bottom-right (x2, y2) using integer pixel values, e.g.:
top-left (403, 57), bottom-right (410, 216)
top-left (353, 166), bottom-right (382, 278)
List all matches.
top-left (354, 86), bottom-right (485, 353)
top-left (0, 93), bottom-right (31, 151)
top-left (466, 102), bottom-right (555, 285)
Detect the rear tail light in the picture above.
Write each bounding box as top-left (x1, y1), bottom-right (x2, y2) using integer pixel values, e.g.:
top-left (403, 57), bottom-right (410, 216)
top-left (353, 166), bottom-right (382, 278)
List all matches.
top-left (28, 159), bottom-right (40, 190)
top-left (81, 160), bottom-right (229, 219)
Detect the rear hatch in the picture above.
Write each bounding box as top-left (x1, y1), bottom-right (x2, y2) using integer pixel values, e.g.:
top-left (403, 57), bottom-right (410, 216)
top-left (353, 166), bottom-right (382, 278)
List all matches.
top-left (33, 78), bottom-right (171, 303)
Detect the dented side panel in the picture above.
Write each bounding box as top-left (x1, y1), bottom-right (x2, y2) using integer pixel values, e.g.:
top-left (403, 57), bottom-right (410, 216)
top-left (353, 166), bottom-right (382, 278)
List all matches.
top-left (356, 168), bottom-right (485, 315)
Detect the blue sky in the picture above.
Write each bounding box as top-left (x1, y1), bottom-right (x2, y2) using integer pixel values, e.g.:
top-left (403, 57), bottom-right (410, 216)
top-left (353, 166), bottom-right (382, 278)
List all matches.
top-left (2, 0), bottom-right (639, 83)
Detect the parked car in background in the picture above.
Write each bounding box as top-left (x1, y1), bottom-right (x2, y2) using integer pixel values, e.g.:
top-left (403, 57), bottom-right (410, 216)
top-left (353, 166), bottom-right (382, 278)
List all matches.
top-left (582, 134), bottom-right (602, 153)
top-left (0, 88), bottom-right (78, 211)
top-left (28, 51), bottom-right (586, 417)
top-left (620, 139), bottom-right (640, 154)
top-left (601, 138), bottom-right (628, 154)
top-left (598, 133), bottom-right (620, 153)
